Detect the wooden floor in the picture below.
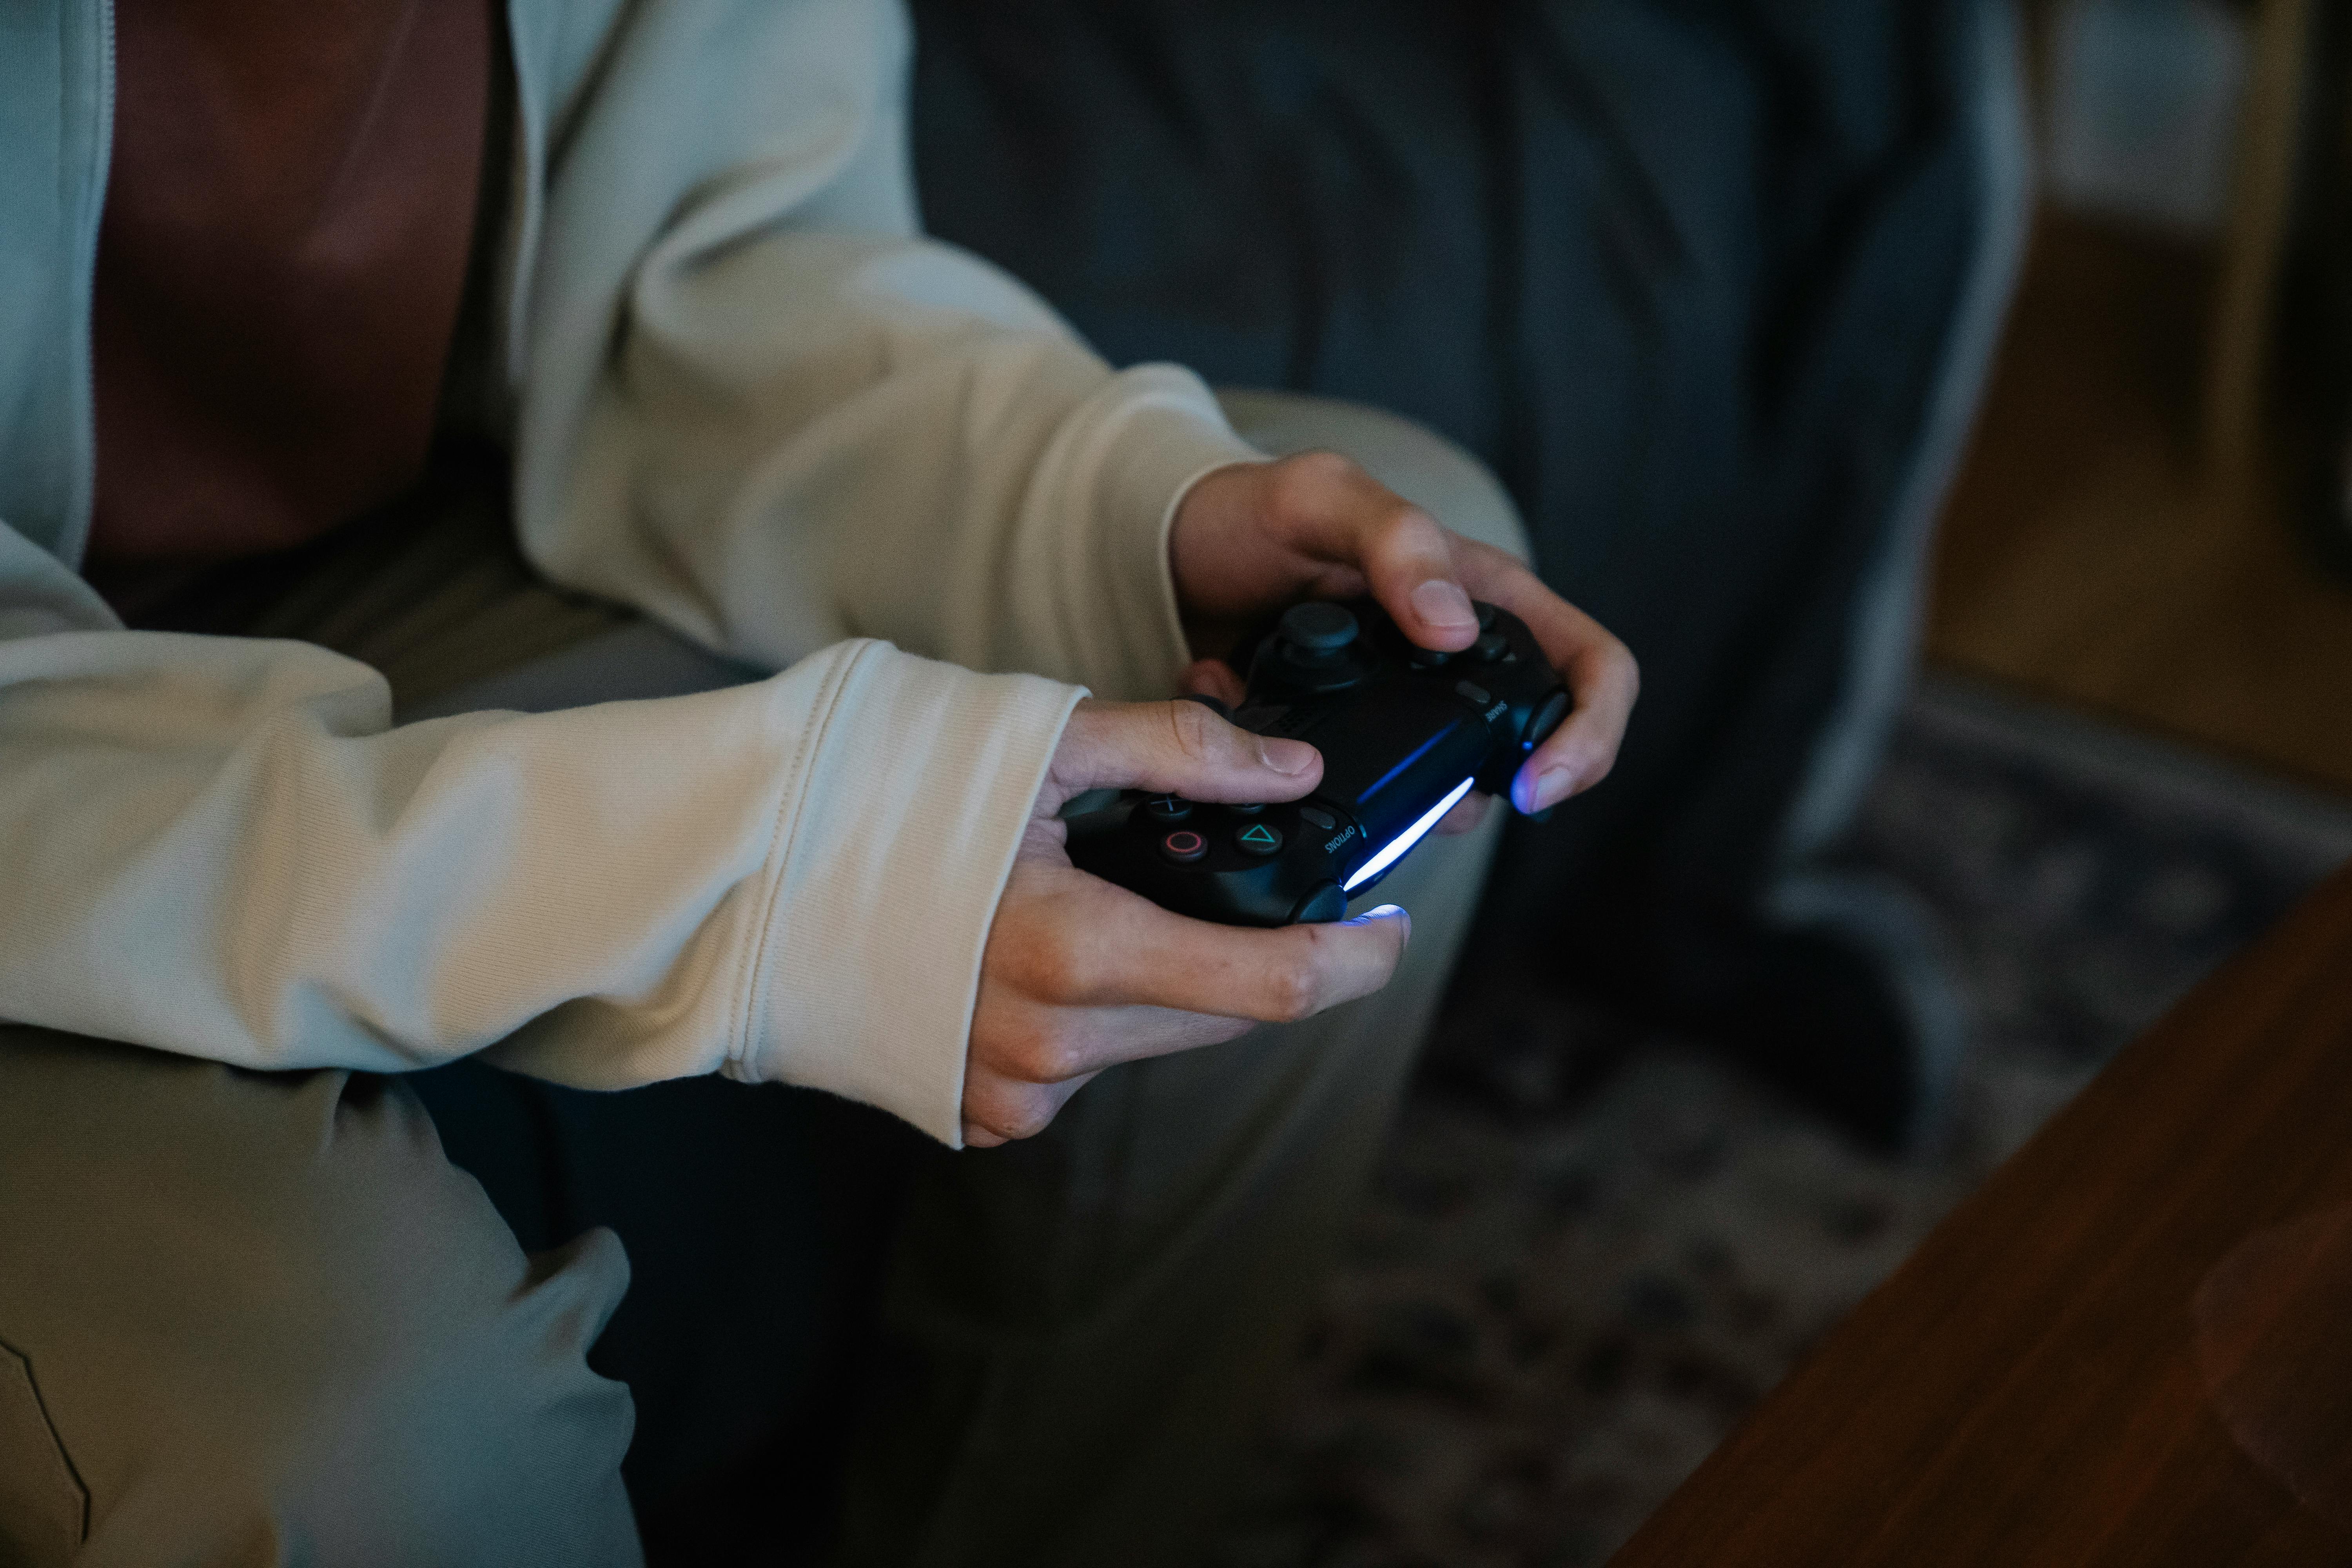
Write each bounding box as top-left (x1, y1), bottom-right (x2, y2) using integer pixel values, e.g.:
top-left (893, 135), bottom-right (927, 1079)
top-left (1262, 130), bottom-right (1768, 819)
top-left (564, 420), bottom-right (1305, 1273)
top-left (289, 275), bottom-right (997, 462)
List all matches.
top-left (1611, 861), bottom-right (2352, 1566)
top-left (1927, 210), bottom-right (2352, 797)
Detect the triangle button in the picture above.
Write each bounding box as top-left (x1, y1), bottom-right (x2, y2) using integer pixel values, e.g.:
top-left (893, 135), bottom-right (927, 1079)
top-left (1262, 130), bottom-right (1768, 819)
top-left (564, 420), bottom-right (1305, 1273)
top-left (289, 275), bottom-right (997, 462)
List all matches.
top-left (1235, 821), bottom-right (1284, 856)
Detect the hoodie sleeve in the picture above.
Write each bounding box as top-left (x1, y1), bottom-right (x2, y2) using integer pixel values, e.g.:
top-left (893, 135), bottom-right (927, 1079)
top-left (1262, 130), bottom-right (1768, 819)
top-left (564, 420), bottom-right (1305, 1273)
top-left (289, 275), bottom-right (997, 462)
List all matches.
top-left (0, 0), bottom-right (1254, 1147)
top-left (0, 523), bottom-right (1073, 1143)
top-left (504, 0), bottom-right (1265, 704)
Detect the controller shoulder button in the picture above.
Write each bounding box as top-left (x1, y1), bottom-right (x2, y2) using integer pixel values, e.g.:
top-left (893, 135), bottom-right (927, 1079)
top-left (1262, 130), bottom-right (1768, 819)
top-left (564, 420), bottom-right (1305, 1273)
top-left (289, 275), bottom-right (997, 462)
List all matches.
top-left (1523, 691), bottom-right (1571, 749)
top-left (1287, 881), bottom-right (1347, 924)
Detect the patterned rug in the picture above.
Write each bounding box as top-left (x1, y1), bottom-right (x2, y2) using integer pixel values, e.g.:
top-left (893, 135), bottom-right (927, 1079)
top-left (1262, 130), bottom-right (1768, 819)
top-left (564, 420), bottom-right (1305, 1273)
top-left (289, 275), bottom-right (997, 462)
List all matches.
top-left (1215, 676), bottom-right (2352, 1568)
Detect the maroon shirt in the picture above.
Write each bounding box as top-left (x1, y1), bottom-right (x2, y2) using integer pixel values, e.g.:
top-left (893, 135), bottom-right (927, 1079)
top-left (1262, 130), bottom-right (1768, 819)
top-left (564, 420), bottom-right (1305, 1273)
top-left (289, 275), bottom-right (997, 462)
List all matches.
top-left (89, 0), bottom-right (492, 569)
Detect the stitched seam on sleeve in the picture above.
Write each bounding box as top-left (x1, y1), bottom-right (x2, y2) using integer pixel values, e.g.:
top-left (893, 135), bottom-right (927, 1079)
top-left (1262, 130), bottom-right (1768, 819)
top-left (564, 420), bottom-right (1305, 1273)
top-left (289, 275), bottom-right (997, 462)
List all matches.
top-left (727, 640), bottom-right (874, 1072)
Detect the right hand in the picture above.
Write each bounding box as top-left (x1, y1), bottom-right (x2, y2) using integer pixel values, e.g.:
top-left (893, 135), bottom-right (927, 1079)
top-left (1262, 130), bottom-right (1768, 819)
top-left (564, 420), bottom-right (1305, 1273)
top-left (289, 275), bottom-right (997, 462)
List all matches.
top-left (962, 698), bottom-right (1413, 1146)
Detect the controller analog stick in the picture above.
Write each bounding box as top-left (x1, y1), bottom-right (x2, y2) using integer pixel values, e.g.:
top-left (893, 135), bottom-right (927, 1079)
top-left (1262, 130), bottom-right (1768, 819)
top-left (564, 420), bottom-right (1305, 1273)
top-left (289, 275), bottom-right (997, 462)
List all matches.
top-left (1278, 602), bottom-right (1358, 655)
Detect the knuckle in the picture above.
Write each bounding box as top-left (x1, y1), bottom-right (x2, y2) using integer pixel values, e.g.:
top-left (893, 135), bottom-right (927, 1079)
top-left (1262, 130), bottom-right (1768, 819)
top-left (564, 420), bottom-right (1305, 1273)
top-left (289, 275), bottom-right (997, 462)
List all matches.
top-left (1616, 640), bottom-right (1642, 696)
top-left (1004, 1020), bottom-right (1083, 1085)
top-left (1027, 926), bottom-right (1097, 1004)
top-left (996, 924), bottom-right (1073, 1001)
top-left (1163, 697), bottom-right (1224, 762)
top-left (1376, 500), bottom-right (1442, 552)
top-left (969, 1083), bottom-right (1058, 1143)
top-left (1262, 951), bottom-right (1324, 1024)
top-left (1267, 450), bottom-right (1353, 525)
top-left (995, 1091), bottom-right (1059, 1142)
top-left (1593, 635), bottom-right (1641, 703)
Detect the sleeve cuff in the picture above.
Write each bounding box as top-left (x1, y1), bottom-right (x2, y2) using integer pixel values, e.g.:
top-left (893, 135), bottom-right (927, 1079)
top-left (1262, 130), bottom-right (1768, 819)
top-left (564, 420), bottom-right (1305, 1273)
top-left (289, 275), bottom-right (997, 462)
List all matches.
top-left (1027, 364), bottom-right (1266, 702)
top-left (732, 640), bottom-right (1081, 1145)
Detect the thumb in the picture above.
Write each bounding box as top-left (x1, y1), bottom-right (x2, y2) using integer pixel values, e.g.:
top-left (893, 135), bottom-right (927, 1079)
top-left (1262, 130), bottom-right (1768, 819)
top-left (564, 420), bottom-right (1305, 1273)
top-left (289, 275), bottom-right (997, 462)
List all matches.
top-left (1048, 698), bottom-right (1321, 806)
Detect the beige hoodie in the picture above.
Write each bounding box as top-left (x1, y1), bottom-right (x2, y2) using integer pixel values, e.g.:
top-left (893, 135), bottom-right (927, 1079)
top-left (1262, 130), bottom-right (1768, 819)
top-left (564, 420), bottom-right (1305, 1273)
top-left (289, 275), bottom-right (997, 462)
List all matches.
top-left (0, 0), bottom-right (1261, 1145)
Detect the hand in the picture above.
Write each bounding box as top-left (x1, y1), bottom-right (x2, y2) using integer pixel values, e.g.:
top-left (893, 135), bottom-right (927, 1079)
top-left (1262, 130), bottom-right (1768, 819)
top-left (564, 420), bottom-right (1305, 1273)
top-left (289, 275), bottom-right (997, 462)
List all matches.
top-left (1171, 452), bottom-right (1638, 831)
top-left (964, 698), bottom-right (1412, 1146)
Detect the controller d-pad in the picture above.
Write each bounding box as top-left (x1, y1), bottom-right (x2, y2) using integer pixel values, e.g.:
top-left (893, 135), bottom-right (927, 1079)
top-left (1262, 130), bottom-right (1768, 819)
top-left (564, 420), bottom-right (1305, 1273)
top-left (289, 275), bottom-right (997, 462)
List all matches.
top-left (1234, 822), bottom-right (1284, 857)
top-left (1158, 829), bottom-right (1209, 864)
top-left (1144, 795), bottom-right (1193, 824)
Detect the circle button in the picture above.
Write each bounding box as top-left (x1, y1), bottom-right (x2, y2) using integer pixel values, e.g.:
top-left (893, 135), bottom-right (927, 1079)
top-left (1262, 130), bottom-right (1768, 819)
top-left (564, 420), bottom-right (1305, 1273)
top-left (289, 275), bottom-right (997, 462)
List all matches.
top-left (1159, 829), bottom-right (1209, 864)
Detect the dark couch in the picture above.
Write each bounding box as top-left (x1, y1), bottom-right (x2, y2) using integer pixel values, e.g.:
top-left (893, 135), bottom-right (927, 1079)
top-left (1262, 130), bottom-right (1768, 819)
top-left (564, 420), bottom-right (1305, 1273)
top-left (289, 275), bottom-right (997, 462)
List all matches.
top-left (912, 0), bottom-right (2011, 1136)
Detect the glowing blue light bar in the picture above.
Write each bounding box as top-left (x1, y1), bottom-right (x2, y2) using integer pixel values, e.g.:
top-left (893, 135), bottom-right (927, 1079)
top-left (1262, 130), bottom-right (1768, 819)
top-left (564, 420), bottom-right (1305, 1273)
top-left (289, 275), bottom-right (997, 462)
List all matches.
top-left (1344, 776), bottom-right (1476, 893)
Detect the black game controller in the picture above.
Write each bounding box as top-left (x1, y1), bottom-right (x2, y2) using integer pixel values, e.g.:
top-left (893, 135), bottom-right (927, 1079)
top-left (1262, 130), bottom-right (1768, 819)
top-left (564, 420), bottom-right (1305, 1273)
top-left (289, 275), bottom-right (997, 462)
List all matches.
top-left (1066, 597), bottom-right (1571, 926)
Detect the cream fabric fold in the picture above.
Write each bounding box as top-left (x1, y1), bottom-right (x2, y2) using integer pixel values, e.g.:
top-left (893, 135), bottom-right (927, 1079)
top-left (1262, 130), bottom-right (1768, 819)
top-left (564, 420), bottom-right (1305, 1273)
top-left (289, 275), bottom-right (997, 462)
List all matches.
top-left (0, 0), bottom-right (1266, 1143)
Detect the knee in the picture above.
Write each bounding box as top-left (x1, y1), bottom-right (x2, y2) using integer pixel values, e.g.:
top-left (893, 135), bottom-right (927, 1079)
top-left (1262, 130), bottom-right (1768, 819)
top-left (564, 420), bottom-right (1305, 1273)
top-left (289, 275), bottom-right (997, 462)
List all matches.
top-left (245, 1225), bottom-right (642, 1567)
top-left (1215, 388), bottom-right (1532, 565)
top-left (107, 1191), bottom-right (638, 1566)
top-left (0, 1039), bottom-right (641, 1565)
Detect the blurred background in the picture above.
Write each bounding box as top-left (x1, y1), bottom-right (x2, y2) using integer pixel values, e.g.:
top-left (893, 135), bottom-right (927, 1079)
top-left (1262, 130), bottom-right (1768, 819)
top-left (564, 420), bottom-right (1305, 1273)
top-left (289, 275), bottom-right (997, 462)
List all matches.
top-left (1942, 0), bottom-right (2352, 788)
top-left (878, 2), bottom-right (2352, 1562)
top-left (1180, 2), bottom-right (2352, 1563)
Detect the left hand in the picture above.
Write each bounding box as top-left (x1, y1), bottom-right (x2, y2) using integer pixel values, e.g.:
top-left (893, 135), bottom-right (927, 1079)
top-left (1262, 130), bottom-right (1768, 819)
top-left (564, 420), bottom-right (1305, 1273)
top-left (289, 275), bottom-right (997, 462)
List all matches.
top-left (1171, 451), bottom-right (1639, 831)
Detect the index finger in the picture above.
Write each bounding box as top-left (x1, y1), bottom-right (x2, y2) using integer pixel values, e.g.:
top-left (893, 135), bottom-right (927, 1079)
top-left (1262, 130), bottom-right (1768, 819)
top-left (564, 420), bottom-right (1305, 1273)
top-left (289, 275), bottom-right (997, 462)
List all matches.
top-left (1452, 539), bottom-right (1639, 814)
top-left (1042, 881), bottom-right (1412, 1070)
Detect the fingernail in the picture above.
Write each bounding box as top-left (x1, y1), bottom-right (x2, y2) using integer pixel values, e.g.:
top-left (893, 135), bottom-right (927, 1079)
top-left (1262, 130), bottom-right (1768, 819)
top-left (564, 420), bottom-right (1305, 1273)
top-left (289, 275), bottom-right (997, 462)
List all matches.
top-left (1410, 579), bottom-right (1477, 632)
top-left (1260, 737), bottom-right (1318, 775)
top-left (1356, 903), bottom-right (1412, 943)
top-left (1525, 765), bottom-right (1577, 812)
